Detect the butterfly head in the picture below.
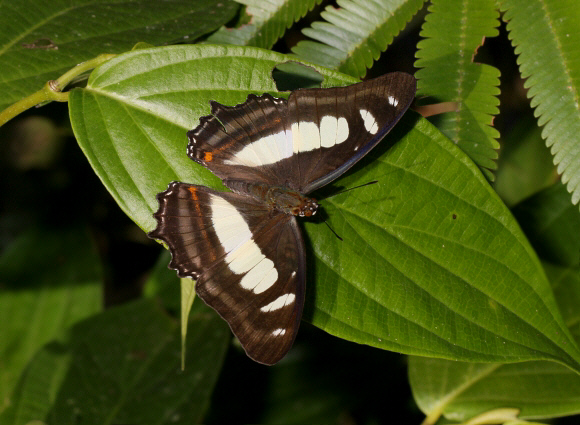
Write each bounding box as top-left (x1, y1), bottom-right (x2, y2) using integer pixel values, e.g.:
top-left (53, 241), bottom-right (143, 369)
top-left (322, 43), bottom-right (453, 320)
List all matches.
top-left (295, 197), bottom-right (318, 217)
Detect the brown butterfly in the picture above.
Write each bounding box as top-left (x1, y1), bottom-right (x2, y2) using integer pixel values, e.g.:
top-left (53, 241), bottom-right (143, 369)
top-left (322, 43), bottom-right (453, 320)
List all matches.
top-left (149, 72), bottom-right (416, 364)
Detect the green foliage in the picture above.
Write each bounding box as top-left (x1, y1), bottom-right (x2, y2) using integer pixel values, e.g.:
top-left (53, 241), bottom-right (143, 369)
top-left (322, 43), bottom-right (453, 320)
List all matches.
top-left (409, 183), bottom-right (580, 422)
top-left (2, 300), bottom-right (229, 424)
top-left (0, 0), bottom-right (238, 111)
top-left (494, 115), bottom-right (558, 206)
top-left (513, 183), bottom-right (580, 268)
top-left (67, 45), bottom-right (580, 370)
top-left (0, 227), bottom-right (102, 420)
top-left (1, 0), bottom-right (580, 424)
top-left (410, 358), bottom-right (580, 422)
top-left (415, 0), bottom-right (501, 181)
top-left (292, 0), bottom-right (425, 78)
top-left (206, 0), bottom-right (323, 48)
top-left (500, 0), bottom-right (580, 206)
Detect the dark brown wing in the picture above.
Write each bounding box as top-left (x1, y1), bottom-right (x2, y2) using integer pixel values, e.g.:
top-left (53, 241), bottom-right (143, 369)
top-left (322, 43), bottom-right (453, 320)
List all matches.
top-left (186, 94), bottom-right (298, 188)
top-left (287, 72), bottom-right (416, 193)
top-left (148, 182), bottom-right (305, 365)
top-left (186, 72), bottom-right (416, 193)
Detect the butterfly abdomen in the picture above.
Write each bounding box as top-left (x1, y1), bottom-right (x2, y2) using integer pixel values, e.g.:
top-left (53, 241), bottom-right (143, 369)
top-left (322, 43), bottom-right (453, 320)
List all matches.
top-left (225, 179), bottom-right (318, 217)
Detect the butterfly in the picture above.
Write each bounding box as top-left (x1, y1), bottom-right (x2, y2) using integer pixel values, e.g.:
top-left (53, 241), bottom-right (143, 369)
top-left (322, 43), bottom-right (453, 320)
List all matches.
top-left (148, 72), bottom-right (416, 365)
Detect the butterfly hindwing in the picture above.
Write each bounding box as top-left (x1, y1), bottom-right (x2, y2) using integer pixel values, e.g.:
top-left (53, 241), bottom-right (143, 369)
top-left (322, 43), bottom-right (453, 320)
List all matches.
top-left (187, 72), bottom-right (416, 194)
top-left (149, 182), bottom-right (305, 365)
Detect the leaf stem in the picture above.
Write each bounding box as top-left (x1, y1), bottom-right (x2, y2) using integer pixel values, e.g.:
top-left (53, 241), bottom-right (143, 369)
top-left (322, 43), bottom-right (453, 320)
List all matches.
top-left (0, 53), bottom-right (117, 127)
top-left (420, 408), bottom-right (442, 425)
top-left (180, 277), bottom-right (196, 370)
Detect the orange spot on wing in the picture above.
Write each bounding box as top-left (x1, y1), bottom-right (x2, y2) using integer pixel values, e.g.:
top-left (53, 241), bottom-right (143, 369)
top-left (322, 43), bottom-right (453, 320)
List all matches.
top-left (204, 152), bottom-right (213, 162)
top-left (188, 186), bottom-right (198, 200)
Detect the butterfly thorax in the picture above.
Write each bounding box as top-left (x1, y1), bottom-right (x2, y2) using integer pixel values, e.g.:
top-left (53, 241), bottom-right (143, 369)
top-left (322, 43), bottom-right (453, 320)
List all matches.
top-left (225, 179), bottom-right (318, 217)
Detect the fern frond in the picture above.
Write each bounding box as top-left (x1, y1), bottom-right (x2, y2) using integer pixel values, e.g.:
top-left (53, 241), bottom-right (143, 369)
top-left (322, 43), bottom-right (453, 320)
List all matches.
top-left (206, 0), bottom-right (323, 49)
top-left (500, 0), bottom-right (580, 206)
top-left (415, 0), bottom-right (501, 181)
top-left (291, 0), bottom-right (425, 78)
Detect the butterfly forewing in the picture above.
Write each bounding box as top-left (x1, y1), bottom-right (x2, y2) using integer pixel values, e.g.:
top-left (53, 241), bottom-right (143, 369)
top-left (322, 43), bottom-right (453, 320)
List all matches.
top-left (149, 182), bottom-right (305, 365)
top-left (288, 72), bottom-right (416, 192)
top-left (187, 72), bottom-right (416, 194)
top-left (187, 94), bottom-right (297, 187)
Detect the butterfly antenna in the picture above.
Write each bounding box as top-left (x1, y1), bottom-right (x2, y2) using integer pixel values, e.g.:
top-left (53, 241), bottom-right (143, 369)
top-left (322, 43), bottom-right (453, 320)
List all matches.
top-left (320, 180), bottom-right (379, 200)
top-left (324, 220), bottom-right (343, 241)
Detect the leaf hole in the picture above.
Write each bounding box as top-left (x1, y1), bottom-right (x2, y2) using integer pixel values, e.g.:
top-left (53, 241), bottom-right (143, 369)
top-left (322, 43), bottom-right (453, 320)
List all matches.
top-left (271, 61), bottom-right (324, 91)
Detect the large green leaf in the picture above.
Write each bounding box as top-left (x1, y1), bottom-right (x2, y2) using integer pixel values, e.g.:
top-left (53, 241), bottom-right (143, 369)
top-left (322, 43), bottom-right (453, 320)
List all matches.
top-left (206, 0), bottom-right (323, 49)
top-left (68, 44), bottom-right (580, 370)
top-left (500, 0), bottom-right (580, 208)
top-left (291, 0), bottom-right (425, 78)
top-left (409, 184), bottom-right (580, 423)
top-left (415, 0), bottom-right (500, 181)
top-left (2, 299), bottom-right (229, 425)
top-left (0, 0), bottom-right (238, 111)
top-left (0, 226), bottom-right (102, 418)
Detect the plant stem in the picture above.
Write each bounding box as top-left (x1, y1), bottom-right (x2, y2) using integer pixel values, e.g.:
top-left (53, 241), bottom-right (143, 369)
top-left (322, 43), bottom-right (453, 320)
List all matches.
top-left (0, 53), bottom-right (117, 128)
top-left (181, 277), bottom-right (196, 371)
top-left (420, 408), bottom-right (442, 425)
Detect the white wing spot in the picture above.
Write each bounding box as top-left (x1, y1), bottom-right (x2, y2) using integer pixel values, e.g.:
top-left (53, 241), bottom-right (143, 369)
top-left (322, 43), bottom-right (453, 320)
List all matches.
top-left (224, 117), bottom-right (350, 167)
top-left (224, 130), bottom-right (290, 166)
top-left (260, 293), bottom-right (296, 312)
top-left (211, 196), bottom-right (252, 259)
top-left (337, 117), bottom-right (349, 143)
top-left (241, 258), bottom-right (277, 293)
top-left (210, 196), bottom-right (278, 293)
top-left (290, 122), bottom-right (302, 153)
top-left (320, 116), bottom-right (338, 148)
top-left (388, 96), bottom-right (399, 107)
top-left (293, 121), bottom-right (320, 153)
top-left (320, 115), bottom-right (349, 147)
top-left (272, 328), bottom-right (287, 336)
top-left (248, 264), bottom-right (278, 294)
top-left (360, 109), bottom-right (378, 134)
